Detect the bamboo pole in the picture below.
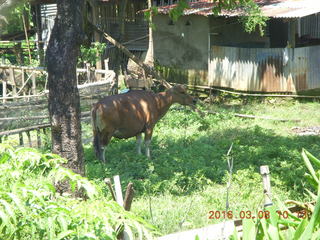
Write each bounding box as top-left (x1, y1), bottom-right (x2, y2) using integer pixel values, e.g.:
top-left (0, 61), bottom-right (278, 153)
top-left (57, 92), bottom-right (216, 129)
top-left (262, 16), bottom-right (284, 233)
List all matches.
top-left (36, 129), bottom-right (41, 147)
top-left (260, 166), bottom-right (273, 207)
top-left (22, 8), bottom-right (32, 63)
top-left (26, 131), bottom-right (32, 147)
top-left (9, 67), bottom-right (17, 97)
top-left (2, 80), bottom-right (7, 103)
top-left (19, 133), bottom-right (24, 146)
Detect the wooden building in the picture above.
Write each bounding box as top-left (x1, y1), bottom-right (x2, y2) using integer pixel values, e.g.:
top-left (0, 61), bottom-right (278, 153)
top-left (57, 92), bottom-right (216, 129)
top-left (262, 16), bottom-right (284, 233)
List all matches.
top-left (153, 0), bottom-right (320, 93)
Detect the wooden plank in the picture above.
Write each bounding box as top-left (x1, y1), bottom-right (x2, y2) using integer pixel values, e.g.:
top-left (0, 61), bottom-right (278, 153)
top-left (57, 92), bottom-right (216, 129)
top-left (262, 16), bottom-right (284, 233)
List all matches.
top-left (0, 65), bottom-right (46, 72)
top-left (113, 175), bottom-right (124, 206)
top-left (0, 123), bottom-right (51, 137)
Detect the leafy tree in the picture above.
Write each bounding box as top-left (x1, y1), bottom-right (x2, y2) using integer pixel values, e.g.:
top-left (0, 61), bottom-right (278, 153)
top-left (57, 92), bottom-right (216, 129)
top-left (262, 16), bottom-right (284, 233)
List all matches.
top-left (0, 0), bottom-right (27, 34)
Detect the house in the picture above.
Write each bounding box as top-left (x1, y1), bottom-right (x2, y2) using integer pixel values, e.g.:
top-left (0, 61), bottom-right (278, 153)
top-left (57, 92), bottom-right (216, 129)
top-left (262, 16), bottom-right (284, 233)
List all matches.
top-left (152, 0), bottom-right (320, 93)
top-left (23, 0), bottom-right (148, 63)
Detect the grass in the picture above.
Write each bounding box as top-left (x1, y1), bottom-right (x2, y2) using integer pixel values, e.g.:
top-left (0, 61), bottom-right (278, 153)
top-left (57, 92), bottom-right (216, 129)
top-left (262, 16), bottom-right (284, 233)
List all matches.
top-left (82, 97), bottom-right (320, 235)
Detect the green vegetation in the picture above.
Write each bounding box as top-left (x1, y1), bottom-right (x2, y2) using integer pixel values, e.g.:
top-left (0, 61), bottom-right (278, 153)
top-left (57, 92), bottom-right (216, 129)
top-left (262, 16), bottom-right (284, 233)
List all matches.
top-left (83, 98), bottom-right (320, 235)
top-left (0, 143), bottom-right (155, 239)
top-left (2, 98), bottom-right (320, 238)
top-left (232, 149), bottom-right (320, 239)
top-left (78, 42), bottom-right (107, 67)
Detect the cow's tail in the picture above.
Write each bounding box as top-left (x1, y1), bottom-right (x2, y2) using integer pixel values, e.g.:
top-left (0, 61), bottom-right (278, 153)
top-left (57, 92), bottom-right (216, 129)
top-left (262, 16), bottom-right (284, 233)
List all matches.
top-left (91, 105), bottom-right (102, 161)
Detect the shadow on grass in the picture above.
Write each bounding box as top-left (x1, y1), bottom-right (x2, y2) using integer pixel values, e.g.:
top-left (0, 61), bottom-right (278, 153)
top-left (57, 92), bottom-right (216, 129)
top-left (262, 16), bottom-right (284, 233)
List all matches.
top-left (84, 124), bottom-right (320, 197)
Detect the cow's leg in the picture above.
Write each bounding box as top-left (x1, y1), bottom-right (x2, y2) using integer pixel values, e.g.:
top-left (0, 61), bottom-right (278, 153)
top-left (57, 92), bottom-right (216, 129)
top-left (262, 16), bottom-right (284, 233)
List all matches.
top-left (93, 131), bottom-right (104, 162)
top-left (99, 133), bottom-right (113, 164)
top-left (136, 133), bottom-right (142, 155)
top-left (144, 128), bottom-right (153, 159)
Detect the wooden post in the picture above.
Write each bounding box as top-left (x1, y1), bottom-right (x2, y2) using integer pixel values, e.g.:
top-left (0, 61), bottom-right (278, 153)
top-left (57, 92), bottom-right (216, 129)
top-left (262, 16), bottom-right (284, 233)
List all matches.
top-left (22, 8), bottom-right (33, 63)
top-left (104, 59), bottom-right (109, 81)
top-left (113, 175), bottom-right (124, 206)
top-left (113, 175), bottom-right (130, 240)
top-left (19, 133), bottom-right (24, 146)
top-left (104, 178), bottom-right (116, 201)
top-left (123, 182), bottom-right (134, 211)
top-left (86, 62), bottom-right (91, 83)
top-left (260, 165), bottom-right (273, 207)
top-left (26, 131), bottom-right (32, 147)
top-left (37, 129), bottom-right (41, 147)
top-left (31, 72), bottom-right (36, 96)
top-left (9, 67), bottom-right (17, 97)
top-left (21, 69), bottom-right (26, 98)
top-left (2, 80), bottom-right (7, 103)
top-left (92, 2), bottom-right (102, 73)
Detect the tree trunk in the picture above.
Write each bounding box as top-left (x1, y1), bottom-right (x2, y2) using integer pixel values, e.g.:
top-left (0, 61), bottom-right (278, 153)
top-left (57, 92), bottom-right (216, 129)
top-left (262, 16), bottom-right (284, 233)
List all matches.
top-left (144, 0), bottom-right (154, 68)
top-left (46, 0), bottom-right (84, 176)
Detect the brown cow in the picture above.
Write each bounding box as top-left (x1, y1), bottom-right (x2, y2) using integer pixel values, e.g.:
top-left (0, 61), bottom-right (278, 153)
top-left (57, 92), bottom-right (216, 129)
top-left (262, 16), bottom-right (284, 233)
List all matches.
top-left (91, 84), bottom-right (196, 163)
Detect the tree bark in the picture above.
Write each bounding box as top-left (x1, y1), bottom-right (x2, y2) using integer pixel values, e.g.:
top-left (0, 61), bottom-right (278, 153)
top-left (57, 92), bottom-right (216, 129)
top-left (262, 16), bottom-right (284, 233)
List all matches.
top-left (144, 0), bottom-right (154, 68)
top-left (46, 0), bottom-right (85, 176)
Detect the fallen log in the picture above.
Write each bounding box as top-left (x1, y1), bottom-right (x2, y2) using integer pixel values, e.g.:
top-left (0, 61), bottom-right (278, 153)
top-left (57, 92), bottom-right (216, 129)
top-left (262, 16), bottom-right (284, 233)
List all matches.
top-left (91, 24), bottom-right (172, 89)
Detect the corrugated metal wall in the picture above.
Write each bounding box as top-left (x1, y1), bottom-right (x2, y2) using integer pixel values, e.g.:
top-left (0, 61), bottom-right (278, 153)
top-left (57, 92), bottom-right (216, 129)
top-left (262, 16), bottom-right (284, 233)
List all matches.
top-left (208, 45), bottom-right (320, 92)
top-left (300, 13), bottom-right (320, 39)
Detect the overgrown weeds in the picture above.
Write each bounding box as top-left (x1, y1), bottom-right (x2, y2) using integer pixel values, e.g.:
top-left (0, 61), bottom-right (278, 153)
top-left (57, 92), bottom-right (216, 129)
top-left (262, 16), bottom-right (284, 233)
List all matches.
top-left (83, 99), bottom-right (320, 234)
top-left (0, 143), bottom-right (155, 239)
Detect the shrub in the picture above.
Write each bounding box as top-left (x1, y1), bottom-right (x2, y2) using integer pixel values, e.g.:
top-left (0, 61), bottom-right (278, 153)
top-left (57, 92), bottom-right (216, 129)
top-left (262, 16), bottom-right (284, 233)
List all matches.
top-left (0, 144), bottom-right (155, 240)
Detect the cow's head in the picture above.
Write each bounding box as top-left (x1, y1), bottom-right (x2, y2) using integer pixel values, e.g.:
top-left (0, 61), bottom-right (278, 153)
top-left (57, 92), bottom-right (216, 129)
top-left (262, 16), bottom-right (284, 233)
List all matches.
top-left (169, 85), bottom-right (197, 106)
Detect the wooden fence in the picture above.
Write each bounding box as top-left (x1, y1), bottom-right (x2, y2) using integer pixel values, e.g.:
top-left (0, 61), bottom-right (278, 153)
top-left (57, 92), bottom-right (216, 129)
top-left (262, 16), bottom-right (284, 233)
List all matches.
top-left (0, 73), bottom-right (114, 147)
top-left (0, 64), bottom-right (115, 103)
top-left (208, 45), bottom-right (320, 93)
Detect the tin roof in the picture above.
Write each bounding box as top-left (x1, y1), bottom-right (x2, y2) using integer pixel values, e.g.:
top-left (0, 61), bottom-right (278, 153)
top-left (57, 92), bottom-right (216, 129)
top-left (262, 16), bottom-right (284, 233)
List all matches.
top-left (156, 0), bottom-right (320, 18)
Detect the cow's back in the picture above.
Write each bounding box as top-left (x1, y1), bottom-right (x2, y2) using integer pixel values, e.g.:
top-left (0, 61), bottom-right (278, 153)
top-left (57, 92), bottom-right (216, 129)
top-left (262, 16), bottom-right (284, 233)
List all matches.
top-left (94, 90), bottom-right (159, 139)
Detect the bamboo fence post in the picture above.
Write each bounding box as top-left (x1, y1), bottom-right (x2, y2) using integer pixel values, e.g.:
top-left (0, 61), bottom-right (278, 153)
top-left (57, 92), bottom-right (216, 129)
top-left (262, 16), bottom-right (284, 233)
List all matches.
top-left (21, 69), bottom-right (26, 98)
top-left (31, 72), bottom-right (36, 96)
top-left (26, 131), bottom-right (32, 147)
top-left (9, 67), bottom-right (17, 97)
top-left (104, 178), bottom-right (116, 201)
top-left (86, 63), bottom-right (91, 83)
top-left (2, 79), bottom-right (7, 103)
top-left (36, 129), bottom-right (41, 147)
top-left (123, 182), bottom-right (134, 211)
top-left (19, 133), bottom-right (24, 146)
top-left (260, 165), bottom-right (273, 207)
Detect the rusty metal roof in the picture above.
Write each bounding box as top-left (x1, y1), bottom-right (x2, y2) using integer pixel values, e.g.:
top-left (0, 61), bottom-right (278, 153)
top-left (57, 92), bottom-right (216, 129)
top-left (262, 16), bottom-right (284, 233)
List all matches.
top-left (156, 0), bottom-right (320, 18)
